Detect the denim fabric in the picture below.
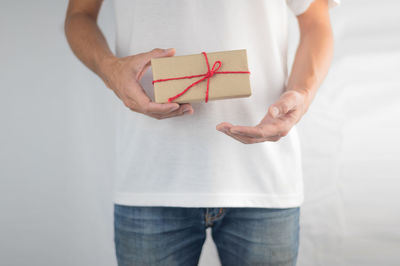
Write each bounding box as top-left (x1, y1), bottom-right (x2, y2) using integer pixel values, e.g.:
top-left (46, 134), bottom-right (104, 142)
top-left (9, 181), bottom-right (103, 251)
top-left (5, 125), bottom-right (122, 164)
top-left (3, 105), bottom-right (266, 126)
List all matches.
top-left (114, 205), bottom-right (300, 266)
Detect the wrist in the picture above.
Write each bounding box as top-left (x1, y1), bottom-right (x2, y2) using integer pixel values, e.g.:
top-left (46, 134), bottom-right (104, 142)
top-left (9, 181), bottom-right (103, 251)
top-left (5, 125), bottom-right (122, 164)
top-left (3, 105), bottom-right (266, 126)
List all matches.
top-left (98, 54), bottom-right (118, 88)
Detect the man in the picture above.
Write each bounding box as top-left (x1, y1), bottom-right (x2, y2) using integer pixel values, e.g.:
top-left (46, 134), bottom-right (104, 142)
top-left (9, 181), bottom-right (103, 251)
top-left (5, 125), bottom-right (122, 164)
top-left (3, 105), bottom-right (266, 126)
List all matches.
top-left (65, 0), bottom-right (338, 265)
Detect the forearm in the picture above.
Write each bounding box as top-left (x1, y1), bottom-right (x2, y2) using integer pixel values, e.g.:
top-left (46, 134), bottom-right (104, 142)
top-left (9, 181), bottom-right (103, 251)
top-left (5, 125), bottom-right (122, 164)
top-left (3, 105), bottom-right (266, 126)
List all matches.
top-left (64, 9), bottom-right (115, 81)
top-left (286, 20), bottom-right (333, 113)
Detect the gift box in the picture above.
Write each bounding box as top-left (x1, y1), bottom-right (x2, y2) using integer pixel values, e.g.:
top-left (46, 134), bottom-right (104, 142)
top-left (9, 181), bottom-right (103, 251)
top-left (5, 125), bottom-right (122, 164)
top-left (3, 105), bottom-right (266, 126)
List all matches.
top-left (151, 49), bottom-right (252, 103)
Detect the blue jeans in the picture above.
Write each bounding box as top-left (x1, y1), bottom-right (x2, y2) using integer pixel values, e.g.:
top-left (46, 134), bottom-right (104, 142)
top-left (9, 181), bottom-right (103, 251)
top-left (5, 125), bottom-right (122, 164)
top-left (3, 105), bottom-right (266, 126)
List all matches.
top-left (114, 205), bottom-right (300, 266)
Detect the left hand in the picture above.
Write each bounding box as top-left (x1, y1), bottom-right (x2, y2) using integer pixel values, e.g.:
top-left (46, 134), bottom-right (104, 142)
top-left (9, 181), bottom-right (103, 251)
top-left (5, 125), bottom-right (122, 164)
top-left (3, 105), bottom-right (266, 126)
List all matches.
top-left (216, 90), bottom-right (308, 144)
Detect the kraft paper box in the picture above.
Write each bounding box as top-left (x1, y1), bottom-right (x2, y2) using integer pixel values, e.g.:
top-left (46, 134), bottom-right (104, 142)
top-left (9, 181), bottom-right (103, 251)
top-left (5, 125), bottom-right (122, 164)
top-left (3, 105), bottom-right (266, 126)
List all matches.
top-left (151, 49), bottom-right (252, 103)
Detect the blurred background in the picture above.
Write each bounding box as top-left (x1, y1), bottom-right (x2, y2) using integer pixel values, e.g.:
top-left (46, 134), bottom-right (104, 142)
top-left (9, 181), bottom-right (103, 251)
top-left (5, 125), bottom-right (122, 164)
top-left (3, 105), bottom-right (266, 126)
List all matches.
top-left (1, 0), bottom-right (399, 265)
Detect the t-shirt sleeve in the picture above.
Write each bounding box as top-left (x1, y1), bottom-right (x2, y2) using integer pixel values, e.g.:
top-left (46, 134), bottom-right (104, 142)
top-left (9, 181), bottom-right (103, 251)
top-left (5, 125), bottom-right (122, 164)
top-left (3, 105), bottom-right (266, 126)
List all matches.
top-left (286, 0), bottom-right (340, 16)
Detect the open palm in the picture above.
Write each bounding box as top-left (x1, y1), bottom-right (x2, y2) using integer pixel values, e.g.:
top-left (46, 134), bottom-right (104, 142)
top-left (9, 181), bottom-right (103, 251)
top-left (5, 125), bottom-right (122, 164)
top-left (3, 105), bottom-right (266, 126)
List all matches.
top-left (216, 90), bottom-right (307, 144)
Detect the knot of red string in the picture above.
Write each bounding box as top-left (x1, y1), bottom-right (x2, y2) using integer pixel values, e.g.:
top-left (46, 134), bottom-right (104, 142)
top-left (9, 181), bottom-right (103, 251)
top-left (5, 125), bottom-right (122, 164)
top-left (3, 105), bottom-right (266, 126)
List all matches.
top-left (205, 61), bottom-right (222, 78)
top-left (152, 52), bottom-right (250, 103)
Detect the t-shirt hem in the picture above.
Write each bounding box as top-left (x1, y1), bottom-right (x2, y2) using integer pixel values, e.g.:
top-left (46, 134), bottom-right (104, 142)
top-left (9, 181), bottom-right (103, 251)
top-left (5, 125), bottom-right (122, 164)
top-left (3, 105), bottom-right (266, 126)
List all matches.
top-left (113, 192), bottom-right (304, 208)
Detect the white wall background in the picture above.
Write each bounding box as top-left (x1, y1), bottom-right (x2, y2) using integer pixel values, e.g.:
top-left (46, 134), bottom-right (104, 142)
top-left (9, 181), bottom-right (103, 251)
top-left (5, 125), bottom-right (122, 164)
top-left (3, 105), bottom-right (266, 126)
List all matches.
top-left (1, 1), bottom-right (399, 265)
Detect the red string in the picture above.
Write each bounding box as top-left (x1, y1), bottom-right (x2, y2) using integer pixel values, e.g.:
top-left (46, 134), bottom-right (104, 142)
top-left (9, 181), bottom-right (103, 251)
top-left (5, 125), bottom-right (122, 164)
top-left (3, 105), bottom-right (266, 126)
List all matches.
top-left (152, 52), bottom-right (250, 103)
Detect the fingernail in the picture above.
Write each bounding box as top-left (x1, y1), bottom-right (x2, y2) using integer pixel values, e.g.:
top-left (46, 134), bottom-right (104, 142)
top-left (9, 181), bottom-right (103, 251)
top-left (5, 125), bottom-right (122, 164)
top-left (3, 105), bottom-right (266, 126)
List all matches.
top-left (271, 107), bottom-right (279, 117)
top-left (165, 48), bottom-right (175, 53)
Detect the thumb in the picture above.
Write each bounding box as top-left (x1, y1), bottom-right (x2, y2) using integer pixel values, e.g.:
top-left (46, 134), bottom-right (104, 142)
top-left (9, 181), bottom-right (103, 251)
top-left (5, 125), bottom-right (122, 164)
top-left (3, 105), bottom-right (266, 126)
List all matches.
top-left (268, 91), bottom-right (298, 118)
top-left (138, 48), bottom-right (176, 63)
top-left (134, 48), bottom-right (176, 80)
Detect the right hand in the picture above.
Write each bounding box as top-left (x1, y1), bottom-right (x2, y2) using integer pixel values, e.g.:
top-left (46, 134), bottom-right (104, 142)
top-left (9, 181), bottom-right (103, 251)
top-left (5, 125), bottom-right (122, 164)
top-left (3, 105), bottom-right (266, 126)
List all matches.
top-left (100, 48), bottom-right (194, 119)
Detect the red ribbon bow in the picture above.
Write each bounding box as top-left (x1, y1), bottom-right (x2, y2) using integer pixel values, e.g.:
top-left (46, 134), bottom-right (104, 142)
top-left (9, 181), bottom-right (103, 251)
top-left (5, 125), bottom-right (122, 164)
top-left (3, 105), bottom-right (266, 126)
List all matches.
top-left (152, 52), bottom-right (250, 103)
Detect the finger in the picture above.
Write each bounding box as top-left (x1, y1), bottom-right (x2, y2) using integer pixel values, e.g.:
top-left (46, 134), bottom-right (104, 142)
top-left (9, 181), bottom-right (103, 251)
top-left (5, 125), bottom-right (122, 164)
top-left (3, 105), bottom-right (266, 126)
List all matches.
top-left (229, 125), bottom-right (265, 138)
top-left (230, 129), bottom-right (281, 141)
top-left (146, 103), bottom-right (193, 117)
top-left (219, 128), bottom-right (256, 144)
top-left (217, 122), bottom-right (281, 143)
top-left (137, 63), bottom-right (151, 80)
top-left (128, 80), bottom-right (181, 114)
top-left (229, 122), bottom-right (284, 140)
top-left (162, 110), bottom-right (193, 120)
top-left (136, 48), bottom-right (176, 65)
top-left (180, 103), bottom-right (195, 115)
top-left (145, 101), bottom-right (182, 115)
top-left (159, 104), bottom-right (194, 118)
top-left (216, 122), bottom-right (250, 143)
top-left (216, 122), bottom-right (234, 132)
top-left (217, 122), bottom-right (282, 143)
top-left (229, 122), bottom-right (283, 139)
top-left (148, 111), bottom-right (183, 120)
top-left (135, 48), bottom-right (175, 80)
top-left (268, 91), bottom-right (298, 118)
top-left (158, 103), bottom-right (193, 115)
top-left (234, 131), bottom-right (281, 140)
top-left (127, 91), bottom-right (180, 115)
top-left (230, 130), bottom-right (282, 142)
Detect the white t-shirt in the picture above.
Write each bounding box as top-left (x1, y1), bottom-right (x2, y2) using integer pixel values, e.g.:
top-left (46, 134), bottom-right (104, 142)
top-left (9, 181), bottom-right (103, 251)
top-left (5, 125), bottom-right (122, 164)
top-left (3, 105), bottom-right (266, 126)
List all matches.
top-left (112, 0), bottom-right (339, 208)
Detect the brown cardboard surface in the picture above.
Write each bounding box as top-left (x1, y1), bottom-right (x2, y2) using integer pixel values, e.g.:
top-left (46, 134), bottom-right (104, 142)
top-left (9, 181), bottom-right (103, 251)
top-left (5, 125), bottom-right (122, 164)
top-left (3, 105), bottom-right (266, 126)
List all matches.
top-left (151, 49), bottom-right (251, 103)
